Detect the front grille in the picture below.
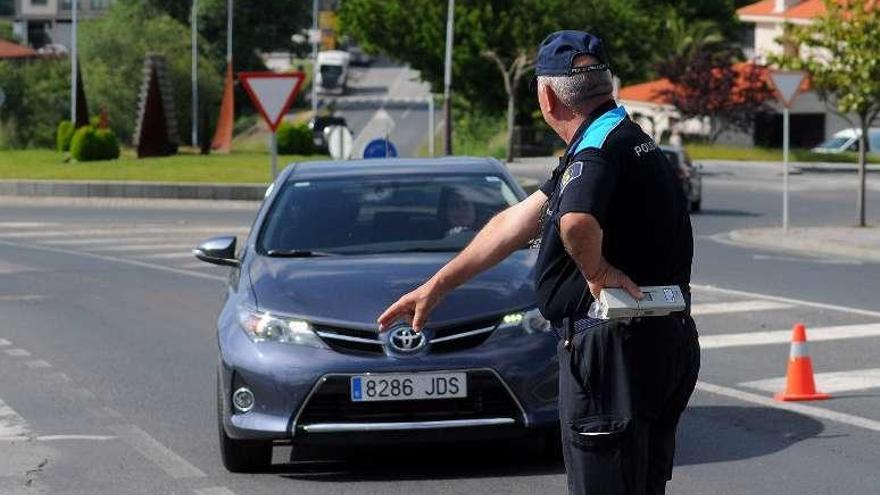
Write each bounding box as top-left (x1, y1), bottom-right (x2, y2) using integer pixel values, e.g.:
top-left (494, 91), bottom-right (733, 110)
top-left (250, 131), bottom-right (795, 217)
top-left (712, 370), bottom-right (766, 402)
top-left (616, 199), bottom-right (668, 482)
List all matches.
top-left (314, 316), bottom-right (501, 356)
top-left (313, 325), bottom-right (383, 356)
top-left (296, 370), bottom-right (522, 426)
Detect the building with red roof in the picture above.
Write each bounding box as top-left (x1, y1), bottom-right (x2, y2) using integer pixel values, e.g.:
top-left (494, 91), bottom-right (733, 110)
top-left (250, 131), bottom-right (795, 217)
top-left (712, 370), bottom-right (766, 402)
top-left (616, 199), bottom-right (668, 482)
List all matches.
top-left (0, 39), bottom-right (38, 60)
top-left (618, 0), bottom-right (857, 148)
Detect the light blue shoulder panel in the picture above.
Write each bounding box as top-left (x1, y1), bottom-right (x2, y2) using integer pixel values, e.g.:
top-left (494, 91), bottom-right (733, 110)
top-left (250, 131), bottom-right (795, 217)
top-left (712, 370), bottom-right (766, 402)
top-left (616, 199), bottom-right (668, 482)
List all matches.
top-left (572, 106), bottom-right (628, 155)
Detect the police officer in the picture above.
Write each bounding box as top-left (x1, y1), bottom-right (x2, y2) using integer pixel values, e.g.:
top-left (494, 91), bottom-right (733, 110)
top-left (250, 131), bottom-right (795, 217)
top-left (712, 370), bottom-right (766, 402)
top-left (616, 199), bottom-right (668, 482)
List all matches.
top-left (379, 30), bottom-right (699, 495)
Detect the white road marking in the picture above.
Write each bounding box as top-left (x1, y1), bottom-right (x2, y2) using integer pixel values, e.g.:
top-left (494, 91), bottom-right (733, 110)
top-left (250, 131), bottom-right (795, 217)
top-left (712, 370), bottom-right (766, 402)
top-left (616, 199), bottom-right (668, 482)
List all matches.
top-left (86, 243), bottom-right (197, 253)
top-left (0, 222), bottom-right (59, 228)
top-left (0, 399), bottom-right (30, 440)
top-left (0, 294), bottom-right (46, 302)
top-left (752, 253), bottom-right (862, 265)
top-left (0, 226), bottom-right (247, 239)
top-left (741, 368), bottom-right (880, 394)
top-left (42, 236), bottom-right (186, 246)
top-left (700, 323), bottom-right (880, 349)
top-left (0, 338), bottom-right (10, 347)
top-left (691, 283), bottom-right (880, 319)
top-left (696, 381), bottom-right (880, 433)
top-left (36, 434), bottom-right (116, 442)
top-left (194, 487), bottom-right (237, 495)
top-left (4, 348), bottom-right (31, 357)
top-left (25, 360), bottom-right (52, 369)
top-left (138, 252), bottom-right (195, 260)
top-left (691, 300), bottom-right (794, 316)
top-left (109, 424), bottom-right (206, 479)
top-left (0, 239), bottom-right (224, 282)
top-left (0, 260), bottom-right (34, 274)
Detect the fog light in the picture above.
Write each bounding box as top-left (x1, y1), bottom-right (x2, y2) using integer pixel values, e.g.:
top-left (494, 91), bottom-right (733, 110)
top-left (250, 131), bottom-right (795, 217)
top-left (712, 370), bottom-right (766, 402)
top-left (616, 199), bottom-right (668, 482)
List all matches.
top-left (232, 387), bottom-right (255, 413)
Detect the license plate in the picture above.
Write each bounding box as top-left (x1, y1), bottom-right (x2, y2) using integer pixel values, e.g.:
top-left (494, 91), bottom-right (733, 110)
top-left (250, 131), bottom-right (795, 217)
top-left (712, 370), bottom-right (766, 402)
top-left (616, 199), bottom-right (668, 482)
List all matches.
top-left (350, 372), bottom-right (467, 402)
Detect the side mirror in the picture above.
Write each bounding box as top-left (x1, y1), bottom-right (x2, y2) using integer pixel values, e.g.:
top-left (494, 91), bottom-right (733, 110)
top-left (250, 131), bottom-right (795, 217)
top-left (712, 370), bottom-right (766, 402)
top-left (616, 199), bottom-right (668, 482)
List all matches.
top-left (193, 236), bottom-right (240, 267)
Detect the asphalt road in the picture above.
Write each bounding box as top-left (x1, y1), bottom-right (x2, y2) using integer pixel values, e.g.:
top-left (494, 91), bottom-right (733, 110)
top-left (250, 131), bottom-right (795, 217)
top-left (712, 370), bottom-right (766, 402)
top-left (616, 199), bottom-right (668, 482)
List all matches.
top-left (1, 162), bottom-right (879, 494)
top-left (320, 60), bottom-right (437, 158)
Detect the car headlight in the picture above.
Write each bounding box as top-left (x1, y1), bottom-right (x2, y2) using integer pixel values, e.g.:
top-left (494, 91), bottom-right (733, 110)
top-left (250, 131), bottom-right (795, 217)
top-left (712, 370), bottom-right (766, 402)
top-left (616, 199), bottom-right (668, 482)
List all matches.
top-left (498, 308), bottom-right (551, 334)
top-left (237, 306), bottom-right (327, 348)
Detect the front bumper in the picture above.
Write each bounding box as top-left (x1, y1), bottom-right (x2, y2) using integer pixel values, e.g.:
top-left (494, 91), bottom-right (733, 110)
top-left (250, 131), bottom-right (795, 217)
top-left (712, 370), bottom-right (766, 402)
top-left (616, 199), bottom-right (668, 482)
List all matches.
top-left (218, 324), bottom-right (559, 442)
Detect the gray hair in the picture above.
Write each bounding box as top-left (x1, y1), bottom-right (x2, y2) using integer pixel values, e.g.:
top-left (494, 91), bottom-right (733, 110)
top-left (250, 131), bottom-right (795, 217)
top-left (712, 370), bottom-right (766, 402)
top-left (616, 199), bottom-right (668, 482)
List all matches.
top-left (538, 69), bottom-right (614, 113)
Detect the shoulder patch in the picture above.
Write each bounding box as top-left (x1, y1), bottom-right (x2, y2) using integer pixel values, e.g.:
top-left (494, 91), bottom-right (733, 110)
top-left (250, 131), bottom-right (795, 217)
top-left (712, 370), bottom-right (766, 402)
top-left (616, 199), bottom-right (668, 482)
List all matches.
top-left (559, 161), bottom-right (583, 195)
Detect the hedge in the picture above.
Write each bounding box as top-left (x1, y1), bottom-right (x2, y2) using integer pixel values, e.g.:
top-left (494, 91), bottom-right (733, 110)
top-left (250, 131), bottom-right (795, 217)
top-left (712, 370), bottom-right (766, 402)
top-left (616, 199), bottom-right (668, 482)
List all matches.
top-left (276, 121), bottom-right (315, 155)
top-left (70, 125), bottom-right (120, 161)
top-left (56, 120), bottom-right (75, 152)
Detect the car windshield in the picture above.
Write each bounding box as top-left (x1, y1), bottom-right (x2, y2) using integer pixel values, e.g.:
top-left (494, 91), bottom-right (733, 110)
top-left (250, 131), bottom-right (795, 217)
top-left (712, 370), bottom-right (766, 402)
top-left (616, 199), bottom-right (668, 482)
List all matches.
top-left (259, 174), bottom-right (521, 255)
top-left (815, 137), bottom-right (850, 150)
top-left (320, 65), bottom-right (343, 85)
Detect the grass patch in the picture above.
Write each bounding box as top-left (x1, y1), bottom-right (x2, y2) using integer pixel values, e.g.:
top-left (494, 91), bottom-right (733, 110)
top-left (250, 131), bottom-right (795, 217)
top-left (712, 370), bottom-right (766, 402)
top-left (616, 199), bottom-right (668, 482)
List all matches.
top-left (686, 143), bottom-right (880, 164)
top-left (0, 148), bottom-right (327, 183)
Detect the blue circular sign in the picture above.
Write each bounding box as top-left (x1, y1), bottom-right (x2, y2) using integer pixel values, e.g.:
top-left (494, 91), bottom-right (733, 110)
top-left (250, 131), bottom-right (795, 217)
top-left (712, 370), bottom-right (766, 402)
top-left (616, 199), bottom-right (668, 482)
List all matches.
top-left (363, 139), bottom-right (398, 159)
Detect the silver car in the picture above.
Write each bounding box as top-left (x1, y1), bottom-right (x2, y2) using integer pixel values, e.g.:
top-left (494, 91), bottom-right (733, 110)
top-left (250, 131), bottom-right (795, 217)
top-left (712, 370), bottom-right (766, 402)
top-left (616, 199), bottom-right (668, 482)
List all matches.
top-left (660, 145), bottom-right (703, 212)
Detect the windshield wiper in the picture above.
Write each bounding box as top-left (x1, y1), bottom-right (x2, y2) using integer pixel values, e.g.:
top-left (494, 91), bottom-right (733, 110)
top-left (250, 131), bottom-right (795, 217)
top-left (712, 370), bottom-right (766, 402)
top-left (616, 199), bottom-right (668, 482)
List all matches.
top-left (266, 249), bottom-right (336, 258)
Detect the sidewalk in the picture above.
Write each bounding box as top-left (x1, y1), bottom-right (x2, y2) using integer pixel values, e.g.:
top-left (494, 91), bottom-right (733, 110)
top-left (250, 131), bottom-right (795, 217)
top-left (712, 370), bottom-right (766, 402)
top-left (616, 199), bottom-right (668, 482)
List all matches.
top-left (729, 226), bottom-right (880, 263)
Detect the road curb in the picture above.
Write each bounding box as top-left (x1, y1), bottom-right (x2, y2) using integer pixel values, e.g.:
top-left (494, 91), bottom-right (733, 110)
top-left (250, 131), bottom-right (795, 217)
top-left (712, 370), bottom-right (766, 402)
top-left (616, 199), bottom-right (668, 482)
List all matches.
top-left (0, 180), bottom-right (268, 201)
top-left (728, 228), bottom-right (880, 263)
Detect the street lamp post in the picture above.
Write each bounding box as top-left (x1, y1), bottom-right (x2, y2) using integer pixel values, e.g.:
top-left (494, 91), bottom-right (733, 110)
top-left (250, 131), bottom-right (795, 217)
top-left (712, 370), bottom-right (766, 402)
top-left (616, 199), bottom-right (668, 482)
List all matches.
top-left (70, 0), bottom-right (78, 123)
top-left (443, 0), bottom-right (454, 155)
top-left (191, 0), bottom-right (198, 147)
top-left (227, 0), bottom-right (233, 64)
top-left (311, 0), bottom-right (319, 116)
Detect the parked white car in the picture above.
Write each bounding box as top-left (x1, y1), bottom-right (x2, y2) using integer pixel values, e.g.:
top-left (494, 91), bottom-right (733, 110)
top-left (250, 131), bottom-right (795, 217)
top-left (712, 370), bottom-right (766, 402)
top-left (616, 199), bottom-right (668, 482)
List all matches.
top-left (812, 128), bottom-right (880, 154)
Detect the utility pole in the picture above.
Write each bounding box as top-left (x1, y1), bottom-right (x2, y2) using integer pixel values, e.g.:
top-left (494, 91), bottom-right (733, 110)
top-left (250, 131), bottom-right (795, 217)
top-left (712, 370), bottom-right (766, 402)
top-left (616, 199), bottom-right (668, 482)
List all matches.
top-left (311, 0), bottom-right (319, 116)
top-left (443, 0), bottom-right (454, 155)
top-left (191, 0), bottom-right (198, 147)
top-left (70, 0), bottom-right (78, 123)
top-left (227, 0), bottom-right (233, 64)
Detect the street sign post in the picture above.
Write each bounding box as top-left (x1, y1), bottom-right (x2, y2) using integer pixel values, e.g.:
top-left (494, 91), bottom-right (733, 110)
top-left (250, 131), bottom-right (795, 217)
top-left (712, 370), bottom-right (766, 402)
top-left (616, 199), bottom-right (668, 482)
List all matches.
top-left (239, 72), bottom-right (306, 178)
top-left (363, 139), bottom-right (398, 159)
top-left (325, 125), bottom-right (353, 160)
top-left (769, 70), bottom-right (806, 233)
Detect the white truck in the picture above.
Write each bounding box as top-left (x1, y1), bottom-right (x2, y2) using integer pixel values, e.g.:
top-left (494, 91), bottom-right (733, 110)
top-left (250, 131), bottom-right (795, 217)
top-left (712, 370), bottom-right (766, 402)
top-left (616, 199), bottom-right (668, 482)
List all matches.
top-left (316, 50), bottom-right (350, 95)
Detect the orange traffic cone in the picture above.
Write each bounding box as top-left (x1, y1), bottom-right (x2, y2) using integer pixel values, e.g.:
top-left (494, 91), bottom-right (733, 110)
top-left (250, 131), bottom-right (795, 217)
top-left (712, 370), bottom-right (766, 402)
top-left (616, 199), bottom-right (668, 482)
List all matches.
top-left (775, 323), bottom-right (830, 401)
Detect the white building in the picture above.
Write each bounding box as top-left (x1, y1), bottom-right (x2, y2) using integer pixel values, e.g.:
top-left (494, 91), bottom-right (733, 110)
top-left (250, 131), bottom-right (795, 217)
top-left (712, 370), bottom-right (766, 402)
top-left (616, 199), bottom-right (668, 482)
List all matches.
top-left (619, 0), bottom-right (856, 148)
top-left (11, 0), bottom-right (113, 51)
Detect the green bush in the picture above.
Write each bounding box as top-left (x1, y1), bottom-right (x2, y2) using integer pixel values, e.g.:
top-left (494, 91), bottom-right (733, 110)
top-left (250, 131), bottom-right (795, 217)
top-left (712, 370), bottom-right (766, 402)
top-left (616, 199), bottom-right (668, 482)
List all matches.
top-left (95, 128), bottom-right (120, 160)
top-left (70, 125), bottom-right (120, 161)
top-left (0, 59), bottom-right (70, 149)
top-left (276, 121), bottom-right (314, 155)
top-left (56, 121), bottom-right (75, 152)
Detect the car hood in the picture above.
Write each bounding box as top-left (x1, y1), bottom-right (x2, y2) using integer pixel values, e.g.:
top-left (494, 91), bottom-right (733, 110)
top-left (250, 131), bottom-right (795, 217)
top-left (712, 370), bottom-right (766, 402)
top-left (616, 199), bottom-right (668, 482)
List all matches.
top-left (248, 251), bottom-right (537, 329)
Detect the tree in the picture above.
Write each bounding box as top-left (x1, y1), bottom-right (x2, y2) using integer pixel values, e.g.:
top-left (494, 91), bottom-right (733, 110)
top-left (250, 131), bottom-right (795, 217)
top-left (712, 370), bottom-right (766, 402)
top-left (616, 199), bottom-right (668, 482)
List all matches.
top-left (78, 1), bottom-right (223, 145)
top-left (143, 0), bottom-right (311, 71)
top-left (339, 0), bottom-right (656, 159)
top-left (655, 16), bottom-right (772, 142)
top-left (0, 60), bottom-right (70, 148)
top-left (773, 0), bottom-right (880, 227)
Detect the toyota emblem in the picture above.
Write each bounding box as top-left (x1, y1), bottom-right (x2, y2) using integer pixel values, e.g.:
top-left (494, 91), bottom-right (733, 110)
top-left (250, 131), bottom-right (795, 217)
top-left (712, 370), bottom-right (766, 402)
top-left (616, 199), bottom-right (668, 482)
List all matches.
top-left (389, 326), bottom-right (426, 353)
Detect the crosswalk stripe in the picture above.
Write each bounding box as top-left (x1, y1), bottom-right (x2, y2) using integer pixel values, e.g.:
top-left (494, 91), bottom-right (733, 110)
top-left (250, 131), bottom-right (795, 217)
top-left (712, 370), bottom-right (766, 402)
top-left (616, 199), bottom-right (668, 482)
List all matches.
top-left (138, 252), bottom-right (195, 260)
top-left (691, 300), bottom-right (794, 316)
top-left (0, 399), bottom-right (30, 440)
top-left (700, 323), bottom-right (880, 349)
top-left (86, 243), bottom-right (198, 253)
top-left (42, 237), bottom-right (198, 246)
top-left (741, 368), bottom-right (880, 394)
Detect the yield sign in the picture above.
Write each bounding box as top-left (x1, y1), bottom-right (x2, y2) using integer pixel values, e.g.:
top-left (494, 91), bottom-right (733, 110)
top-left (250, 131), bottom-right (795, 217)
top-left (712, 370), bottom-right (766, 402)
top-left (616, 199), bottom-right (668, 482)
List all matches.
top-left (769, 70), bottom-right (806, 108)
top-left (239, 72), bottom-right (306, 132)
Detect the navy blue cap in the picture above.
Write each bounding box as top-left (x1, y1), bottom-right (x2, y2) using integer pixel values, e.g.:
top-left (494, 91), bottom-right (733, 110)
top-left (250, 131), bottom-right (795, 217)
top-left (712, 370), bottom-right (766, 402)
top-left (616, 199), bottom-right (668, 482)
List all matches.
top-left (535, 30), bottom-right (609, 76)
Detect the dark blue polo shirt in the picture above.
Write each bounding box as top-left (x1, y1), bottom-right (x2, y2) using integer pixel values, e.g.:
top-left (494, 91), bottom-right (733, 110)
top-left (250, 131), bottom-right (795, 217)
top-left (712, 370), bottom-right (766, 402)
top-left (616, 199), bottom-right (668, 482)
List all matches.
top-left (534, 101), bottom-right (694, 321)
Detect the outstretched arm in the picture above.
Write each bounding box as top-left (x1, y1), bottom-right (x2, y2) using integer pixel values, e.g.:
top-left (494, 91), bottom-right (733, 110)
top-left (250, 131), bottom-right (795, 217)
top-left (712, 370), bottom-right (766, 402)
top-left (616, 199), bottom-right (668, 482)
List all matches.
top-left (378, 190), bottom-right (548, 331)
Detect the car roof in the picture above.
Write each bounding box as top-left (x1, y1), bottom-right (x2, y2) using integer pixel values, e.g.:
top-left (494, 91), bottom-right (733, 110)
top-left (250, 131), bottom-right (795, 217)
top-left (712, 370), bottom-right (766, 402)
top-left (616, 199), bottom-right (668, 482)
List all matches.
top-left (285, 157), bottom-right (506, 181)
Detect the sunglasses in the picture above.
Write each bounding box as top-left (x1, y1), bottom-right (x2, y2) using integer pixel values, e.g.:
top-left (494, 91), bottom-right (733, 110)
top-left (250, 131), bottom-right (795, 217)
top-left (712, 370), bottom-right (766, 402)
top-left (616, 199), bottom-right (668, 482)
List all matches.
top-left (529, 63), bottom-right (611, 95)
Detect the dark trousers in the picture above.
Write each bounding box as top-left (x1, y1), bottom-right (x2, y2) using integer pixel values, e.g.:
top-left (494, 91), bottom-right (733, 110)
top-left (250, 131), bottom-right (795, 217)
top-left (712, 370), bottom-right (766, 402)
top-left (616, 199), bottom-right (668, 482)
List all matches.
top-left (557, 315), bottom-right (700, 495)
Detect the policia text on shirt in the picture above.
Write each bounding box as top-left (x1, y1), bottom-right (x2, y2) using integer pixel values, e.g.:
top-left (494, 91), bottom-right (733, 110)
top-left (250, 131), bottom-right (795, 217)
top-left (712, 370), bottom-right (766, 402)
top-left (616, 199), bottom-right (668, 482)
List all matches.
top-left (378, 30), bottom-right (699, 495)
